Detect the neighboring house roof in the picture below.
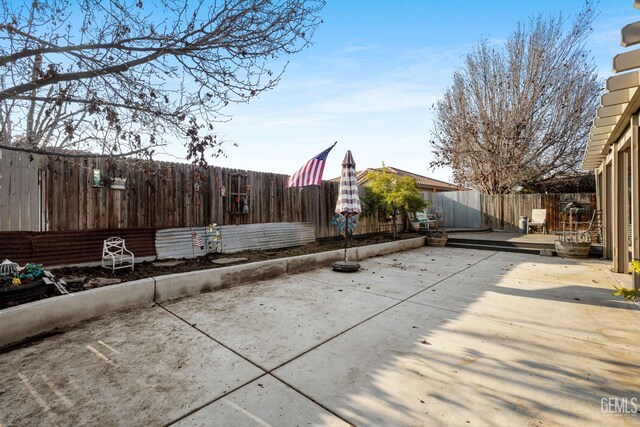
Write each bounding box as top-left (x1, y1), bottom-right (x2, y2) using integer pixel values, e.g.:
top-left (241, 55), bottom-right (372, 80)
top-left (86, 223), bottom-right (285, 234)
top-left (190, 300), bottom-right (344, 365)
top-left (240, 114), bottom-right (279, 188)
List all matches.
top-left (331, 166), bottom-right (464, 192)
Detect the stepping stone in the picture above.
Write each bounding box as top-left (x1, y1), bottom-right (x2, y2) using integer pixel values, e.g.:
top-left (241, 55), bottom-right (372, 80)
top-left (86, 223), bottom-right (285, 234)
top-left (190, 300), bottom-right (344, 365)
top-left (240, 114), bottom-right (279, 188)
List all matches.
top-left (152, 260), bottom-right (185, 267)
top-left (60, 275), bottom-right (86, 285)
top-left (212, 257), bottom-right (249, 265)
top-left (83, 277), bottom-right (122, 290)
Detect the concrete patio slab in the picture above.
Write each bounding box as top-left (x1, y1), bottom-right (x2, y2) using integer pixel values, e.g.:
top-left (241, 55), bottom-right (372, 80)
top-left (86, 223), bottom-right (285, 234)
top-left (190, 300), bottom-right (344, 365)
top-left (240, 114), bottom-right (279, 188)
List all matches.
top-left (0, 278), bottom-right (156, 348)
top-left (373, 246), bottom-right (493, 276)
top-left (0, 304), bottom-right (263, 426)
top-left (417, 271), bottom-right (632, 309)
top-left (463, 251), bottom-right (616, 285)
top-left (407, 254), bottom-right (639, 347)
top-left (162, 273), bottom-right (396, 370)
top-left (274, 300), bottom-right (639, 426)
top-left (175, 374), bottom-right (349, 427)
top-left (297, 258), bottom-right (445, 300)
top-left (410, 277), bottom-right (638, 350)
top-left (0, 246), bottom-right (637, 426)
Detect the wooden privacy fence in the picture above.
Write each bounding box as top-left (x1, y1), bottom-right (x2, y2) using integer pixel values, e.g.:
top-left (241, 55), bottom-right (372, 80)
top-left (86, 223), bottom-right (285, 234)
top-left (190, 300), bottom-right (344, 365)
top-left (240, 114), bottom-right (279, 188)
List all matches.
top-left (0, 149), bottom-right (390, 238)
top-left (0, 149), bottom-right (41, 231)
top-left (1, 148), bottom-right (595, 236)
top-left (425, 191), bottom-right (596, 233)
top-left (481, 193), bottom-right (597, 233)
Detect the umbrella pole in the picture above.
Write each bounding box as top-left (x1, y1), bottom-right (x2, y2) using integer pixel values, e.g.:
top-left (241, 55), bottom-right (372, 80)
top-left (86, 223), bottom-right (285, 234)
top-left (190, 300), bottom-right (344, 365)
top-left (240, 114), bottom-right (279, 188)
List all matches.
top-left (344, 214), bottom-right (349, 261)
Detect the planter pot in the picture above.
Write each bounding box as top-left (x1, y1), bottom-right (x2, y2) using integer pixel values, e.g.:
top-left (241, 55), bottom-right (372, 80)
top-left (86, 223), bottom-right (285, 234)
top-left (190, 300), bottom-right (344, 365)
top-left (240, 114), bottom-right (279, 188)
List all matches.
top-left (554, 240), bottom-right (590, 259)
top-left (0, 279), bottom-right (52, 307)
top-left (426, 234), bottom-right (448, 247)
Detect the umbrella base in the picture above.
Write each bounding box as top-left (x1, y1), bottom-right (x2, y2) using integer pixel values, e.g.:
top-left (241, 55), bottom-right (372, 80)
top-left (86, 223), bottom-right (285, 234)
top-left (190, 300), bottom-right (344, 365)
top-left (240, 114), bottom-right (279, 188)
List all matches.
top-left (332, 261), bottom-right (361, 272)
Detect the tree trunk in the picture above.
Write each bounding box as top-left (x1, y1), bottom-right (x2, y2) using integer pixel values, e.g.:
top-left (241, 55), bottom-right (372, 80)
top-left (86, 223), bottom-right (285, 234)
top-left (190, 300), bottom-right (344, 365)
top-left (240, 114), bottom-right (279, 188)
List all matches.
top-left (391, 212), bottom-right (398, 239)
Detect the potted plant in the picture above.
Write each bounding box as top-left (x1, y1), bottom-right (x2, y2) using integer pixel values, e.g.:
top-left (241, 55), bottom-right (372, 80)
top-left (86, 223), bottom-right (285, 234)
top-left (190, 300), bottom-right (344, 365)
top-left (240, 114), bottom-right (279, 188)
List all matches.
top-left (611, 261), bottom-right (640, 310)
top-left (554, 203), bottom-right (590, 258)
top-left (612, 285), bottom-right (639, 310)
top-left (425, 213), bottom-right (447, 247)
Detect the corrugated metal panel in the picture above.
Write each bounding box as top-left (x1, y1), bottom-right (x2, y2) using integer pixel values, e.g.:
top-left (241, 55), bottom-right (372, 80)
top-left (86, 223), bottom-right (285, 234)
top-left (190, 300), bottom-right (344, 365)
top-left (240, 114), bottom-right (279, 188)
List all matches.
top-left (155, 223), bottom-right (316, 258)
top-left (220, 222), bottom-right (315, 253)
top-left (3, 223), bottom-right (316, 265)
top-left (0, 229), bottom-right (156, 266)
top-left (0, 232), bottom-right (34, 263)
top-left (435, 190), bottom-right (482, 228)
top-left (155, 227), bottom-right (210, 260)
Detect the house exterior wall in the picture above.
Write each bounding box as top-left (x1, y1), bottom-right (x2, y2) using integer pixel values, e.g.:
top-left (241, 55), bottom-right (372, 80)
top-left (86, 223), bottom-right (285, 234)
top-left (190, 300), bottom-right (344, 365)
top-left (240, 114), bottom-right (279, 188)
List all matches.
top-left (581, 4), bottom-right (640, 289)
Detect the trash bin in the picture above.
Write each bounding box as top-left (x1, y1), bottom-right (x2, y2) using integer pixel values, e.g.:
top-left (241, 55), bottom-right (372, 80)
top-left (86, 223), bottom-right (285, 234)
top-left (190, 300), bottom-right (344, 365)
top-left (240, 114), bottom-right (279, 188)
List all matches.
top-left (519, 216), bottom-right (528, 234)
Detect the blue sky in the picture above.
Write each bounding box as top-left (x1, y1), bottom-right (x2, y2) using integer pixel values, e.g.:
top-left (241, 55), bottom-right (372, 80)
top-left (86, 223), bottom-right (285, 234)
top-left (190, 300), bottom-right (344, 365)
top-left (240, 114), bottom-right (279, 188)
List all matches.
top-left (167, 1), bottom-right (636, 183)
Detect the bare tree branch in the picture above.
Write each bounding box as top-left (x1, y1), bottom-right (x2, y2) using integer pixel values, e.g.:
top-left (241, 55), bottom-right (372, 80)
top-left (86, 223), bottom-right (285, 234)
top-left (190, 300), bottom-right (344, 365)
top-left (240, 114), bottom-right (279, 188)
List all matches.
top-left (0, 143), bottom-right (151, 158)
top-left (0, 0), bottom-right (325, 165)
top-left (430, 1), bottom-right (600, 194)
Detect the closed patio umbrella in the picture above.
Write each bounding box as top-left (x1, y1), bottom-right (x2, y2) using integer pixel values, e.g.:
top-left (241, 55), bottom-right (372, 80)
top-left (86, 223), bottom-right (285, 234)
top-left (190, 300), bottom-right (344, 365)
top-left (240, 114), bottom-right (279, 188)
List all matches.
top-left (333, 150), bottom-right (361, 271)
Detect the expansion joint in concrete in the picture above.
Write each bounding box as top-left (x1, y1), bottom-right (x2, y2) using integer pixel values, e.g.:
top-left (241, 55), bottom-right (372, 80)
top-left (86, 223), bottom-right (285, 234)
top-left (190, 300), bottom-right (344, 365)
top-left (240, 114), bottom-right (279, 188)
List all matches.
top-left (156, 301), bottom-right (355, 426)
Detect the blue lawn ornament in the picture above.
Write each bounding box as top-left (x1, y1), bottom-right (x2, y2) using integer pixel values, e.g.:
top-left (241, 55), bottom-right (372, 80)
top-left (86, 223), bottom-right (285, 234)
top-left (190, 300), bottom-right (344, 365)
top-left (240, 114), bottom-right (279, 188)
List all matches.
top-left (331, 213), bottom-right (358, 236)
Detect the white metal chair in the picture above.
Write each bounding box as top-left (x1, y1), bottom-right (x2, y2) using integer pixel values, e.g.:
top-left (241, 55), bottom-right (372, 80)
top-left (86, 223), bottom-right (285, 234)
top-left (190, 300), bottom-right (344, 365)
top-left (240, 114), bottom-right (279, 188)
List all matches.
top-left (416, 212), bottom-right (438, 232)
top-left (102, 237), bottom-right (134, 273)
top-left (527, 209), bottom-right (547, 234)
top-left (579, 209), bottom-right (603, 243)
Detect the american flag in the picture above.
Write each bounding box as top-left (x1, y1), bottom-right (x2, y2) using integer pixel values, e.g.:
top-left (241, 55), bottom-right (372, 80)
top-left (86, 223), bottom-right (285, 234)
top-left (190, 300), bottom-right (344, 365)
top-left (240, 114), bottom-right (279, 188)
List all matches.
top-left (192, 232), bottom-right (205, 249)
top-left (286, 142), bottom-right (337, 187)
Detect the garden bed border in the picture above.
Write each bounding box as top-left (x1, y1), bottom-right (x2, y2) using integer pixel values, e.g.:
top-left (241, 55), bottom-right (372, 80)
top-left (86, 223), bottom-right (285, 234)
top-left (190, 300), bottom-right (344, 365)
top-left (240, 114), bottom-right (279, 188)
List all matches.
top-left (0, 237), bottom-right (425, 348)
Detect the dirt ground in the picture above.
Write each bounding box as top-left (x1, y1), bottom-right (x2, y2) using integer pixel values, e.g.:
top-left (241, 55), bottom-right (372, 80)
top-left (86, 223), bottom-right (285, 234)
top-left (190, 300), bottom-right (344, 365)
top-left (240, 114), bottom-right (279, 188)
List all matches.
top-left (0, 232), bottom-right (419, 309)
top-left (43, 232), bottom-right (418, 296)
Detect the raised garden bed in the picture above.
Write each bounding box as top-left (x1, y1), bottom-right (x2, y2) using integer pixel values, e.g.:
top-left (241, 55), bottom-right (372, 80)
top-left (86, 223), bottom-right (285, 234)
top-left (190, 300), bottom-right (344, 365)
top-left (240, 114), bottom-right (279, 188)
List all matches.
top-left (2, 233), bottom-right (420, 309)
top-left (0, 279), bottom-right (53, 308)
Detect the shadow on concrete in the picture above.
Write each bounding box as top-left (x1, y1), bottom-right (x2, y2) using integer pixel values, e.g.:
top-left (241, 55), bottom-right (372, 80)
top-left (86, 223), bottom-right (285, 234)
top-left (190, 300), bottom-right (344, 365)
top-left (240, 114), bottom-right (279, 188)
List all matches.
top-left (269, 248), bottom-right (640, 425)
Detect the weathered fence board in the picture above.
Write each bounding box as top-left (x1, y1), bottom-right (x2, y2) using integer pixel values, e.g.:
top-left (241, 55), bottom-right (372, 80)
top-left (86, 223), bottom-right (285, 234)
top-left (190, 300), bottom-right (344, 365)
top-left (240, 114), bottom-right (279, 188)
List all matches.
top-left (422, 190), bottom-right (595, 232)
top-left (481, 192), bottom-right (596, 232)
top-left (0, 149), bottom-right (41, 231)
top-left (1, 148), bottom-right (596, 237)
top-left (7, 155), bottom-right (357, 237)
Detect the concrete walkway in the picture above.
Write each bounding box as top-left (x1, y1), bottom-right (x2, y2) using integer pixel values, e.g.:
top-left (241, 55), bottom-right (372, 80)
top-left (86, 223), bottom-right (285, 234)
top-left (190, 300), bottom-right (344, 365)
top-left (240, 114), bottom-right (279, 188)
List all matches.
top-left (0, 247), bottom-right (638, 426)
